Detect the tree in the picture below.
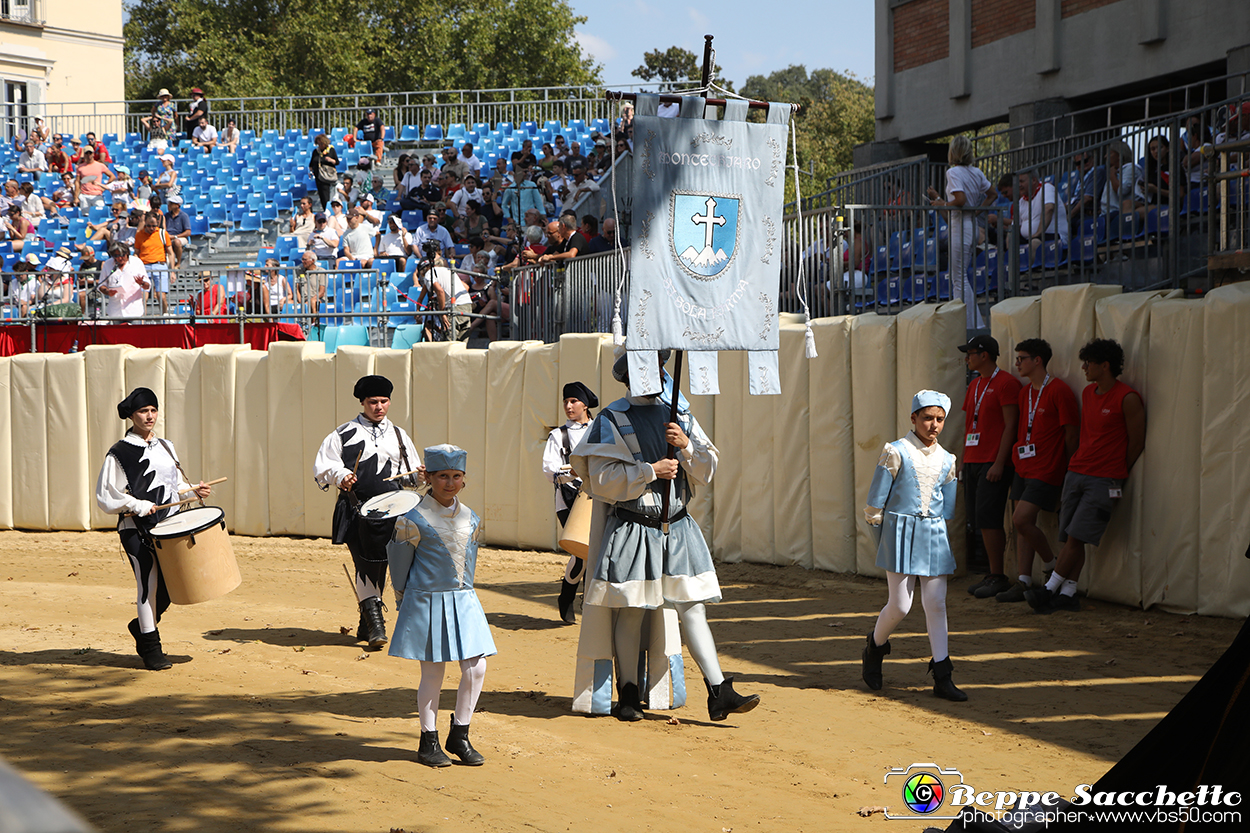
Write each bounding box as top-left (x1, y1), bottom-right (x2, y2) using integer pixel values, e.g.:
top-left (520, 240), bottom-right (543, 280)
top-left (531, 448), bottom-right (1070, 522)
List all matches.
top-left (631, 46), bottom-right (731, 92)
top-left (123, 0), bottom-right (601, 101)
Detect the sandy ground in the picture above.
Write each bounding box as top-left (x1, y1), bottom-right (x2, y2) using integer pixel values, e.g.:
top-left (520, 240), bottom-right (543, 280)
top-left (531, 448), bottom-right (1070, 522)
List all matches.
top-left (0, 529), bottom-right (1242, 833)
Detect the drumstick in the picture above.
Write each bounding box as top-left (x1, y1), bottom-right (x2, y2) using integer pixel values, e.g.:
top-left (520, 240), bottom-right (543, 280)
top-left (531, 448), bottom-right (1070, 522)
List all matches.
top-left (346, 450), bottom-right (363, 489)
top-left (342, 563), bottom-right (361, 606)
top-left (177, 476), bottom-right (228, 495)
top-left (149, 493), bottom-right (204, 512)
top-left (384, 468), bottom-right (421, 482)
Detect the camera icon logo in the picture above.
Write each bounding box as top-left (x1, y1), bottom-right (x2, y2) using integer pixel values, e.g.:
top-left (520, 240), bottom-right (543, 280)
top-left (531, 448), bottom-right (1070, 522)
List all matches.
top-left (884, 763), bottom-right (966, 820)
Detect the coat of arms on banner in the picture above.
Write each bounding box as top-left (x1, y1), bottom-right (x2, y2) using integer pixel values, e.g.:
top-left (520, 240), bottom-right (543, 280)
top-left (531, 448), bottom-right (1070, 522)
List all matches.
top-left (671, 192), bottom-right (740, 280)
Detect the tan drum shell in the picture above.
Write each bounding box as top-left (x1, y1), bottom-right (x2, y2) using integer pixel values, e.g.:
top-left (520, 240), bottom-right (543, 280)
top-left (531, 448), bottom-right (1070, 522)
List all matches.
top-left (558, 491), bottom-right (594, 560)
top-left (151, 508), bottom-right (241, 605)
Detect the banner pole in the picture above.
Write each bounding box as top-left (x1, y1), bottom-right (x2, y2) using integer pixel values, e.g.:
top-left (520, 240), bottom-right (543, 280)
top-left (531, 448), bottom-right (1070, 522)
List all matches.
top-left (660, 349), bottom-right (684, 534)
top-left (700, 35), bottom-right (714, 88)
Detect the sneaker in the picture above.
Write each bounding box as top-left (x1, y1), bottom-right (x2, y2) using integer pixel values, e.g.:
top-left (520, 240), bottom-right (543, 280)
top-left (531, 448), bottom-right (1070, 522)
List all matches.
top-left (973, 574), bottom-right (1012, 599)
top-left (967, 575), bottom-right (996, 596)
top-left (1024, 585), bottom-right (1054, 612)
top-left (995, 581), bottom-right (1030, 603)
top-left (1049, 593), bottom-right (1081, 612)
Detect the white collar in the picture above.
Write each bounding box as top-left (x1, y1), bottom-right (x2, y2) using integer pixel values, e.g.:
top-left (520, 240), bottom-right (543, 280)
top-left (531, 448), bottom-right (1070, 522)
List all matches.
top-left (355, 414), bottom-right (390, 432)
top-left (123, 432), bottom-right (159, 448)
top-left (564, 419), bottom-right (590, 429)
top-left (904, 431), bottom-right (941, 455)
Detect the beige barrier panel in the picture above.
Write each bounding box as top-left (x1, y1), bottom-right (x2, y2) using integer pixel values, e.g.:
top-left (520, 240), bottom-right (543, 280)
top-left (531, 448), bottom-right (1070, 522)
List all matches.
top-left (84, 345), bottom-right (134, 529)
top-left (990, 296), bottom-right (1042, 373)
top-left (301, 352), bottom-right (337, 538)
top-left (123, 348), bottom-right (168, 438)
top-left (711, 350), bottom-right (746, 563)
top-left (483, 341), bottom-right (528, 544)
top-left (267, 343), bottom-right (323, 536)
top-left (596, 338), bottom-right (619, 410)
top-left (0, 359), bottom-right (9, 528)
top-left (11, 355), bottom-right (50, 529)
top-left (446, 344), bottom-right (489, 518)
top-left (1085, 292), bottom-right (1167, 606)
top-left (1142, 300), bottom-right (1204, 612)
top-left (1040, 284), bottom-right (1122, 398)
top-left (334, 346), bottom-right (375, 425)
top-left (164, 348), bottom-right (205, 511)
top-left (808, 318), bottom-right (855, 573)
top-left (849, 314), bottom-right (898, 576)
top-left (740, 347), bottom-right (781, 564)
top-left (233, 351), bottom-right (270, 537)
top-left (519, 341), bottom-right (560, 549)
top-left (768, 323), bottom-right (813, 567)
top-left (45, 354), bottom-right (91, 531)
top-left (410, 342), bottom-right (453, 461)
top-left (682, 353), bottom-right (716, 546)
top-left (198, 345), bottom-right (246, 526)
top-left (374, 349), bottom-right (414, 436)
top-left (1199, 284), bottom-right (1250, 618)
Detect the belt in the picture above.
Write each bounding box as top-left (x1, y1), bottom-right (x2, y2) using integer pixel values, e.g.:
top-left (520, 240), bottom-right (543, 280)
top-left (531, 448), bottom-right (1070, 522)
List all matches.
top-left (612, 506), bottom-right (688, 529)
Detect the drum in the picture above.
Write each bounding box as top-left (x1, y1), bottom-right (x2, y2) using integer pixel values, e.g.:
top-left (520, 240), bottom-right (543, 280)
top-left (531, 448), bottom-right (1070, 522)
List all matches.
top-left (360, 490), bottom-right (420, 520)
top-left (149, 506), bottom-right (241, 605)
top-left (558, 490), bottom-right (594, 559)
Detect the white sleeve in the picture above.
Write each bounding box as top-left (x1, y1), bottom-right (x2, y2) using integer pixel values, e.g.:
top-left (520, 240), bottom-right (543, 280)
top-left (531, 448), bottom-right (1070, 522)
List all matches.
top-left (677, 416), bottom-right (718, 486)
top-left (313, 428), bottom-right (348, 489)
top-left (96, 454), bottom-right (154, 518)
top-left (542, 429), bottom-right (565, 483)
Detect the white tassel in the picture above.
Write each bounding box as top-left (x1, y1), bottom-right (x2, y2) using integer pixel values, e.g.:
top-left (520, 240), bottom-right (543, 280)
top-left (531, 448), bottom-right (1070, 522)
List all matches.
top-left (611, 291), bottom-right (624, 344)
top-left (804, 316), bottom-right (818, 359)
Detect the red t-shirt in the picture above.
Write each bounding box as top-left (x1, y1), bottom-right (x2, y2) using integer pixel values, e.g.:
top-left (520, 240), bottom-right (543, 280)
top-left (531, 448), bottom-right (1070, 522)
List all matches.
top-left (1013, 376), bottom-right (1079, 485)
top-left (1068, 380), bottom-right (1140, 479)
top-left (961, 368), bottom-right (1022, 464)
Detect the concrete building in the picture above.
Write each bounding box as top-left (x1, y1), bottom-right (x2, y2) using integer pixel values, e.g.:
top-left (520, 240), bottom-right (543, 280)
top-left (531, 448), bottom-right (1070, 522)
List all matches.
top-left (863, 0), bottom-right (1250, 163)
top-left (1, 0), bottom-right (125, 143)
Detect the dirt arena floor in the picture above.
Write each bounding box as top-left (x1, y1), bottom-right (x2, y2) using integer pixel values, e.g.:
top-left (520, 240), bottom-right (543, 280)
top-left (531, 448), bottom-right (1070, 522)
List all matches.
top-left (0, 530), bottom-right (1242, 832)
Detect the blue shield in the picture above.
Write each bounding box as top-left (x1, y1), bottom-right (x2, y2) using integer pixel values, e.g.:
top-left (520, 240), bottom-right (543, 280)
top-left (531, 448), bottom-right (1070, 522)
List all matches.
top-left (670, 192), bottom-right (740, 280)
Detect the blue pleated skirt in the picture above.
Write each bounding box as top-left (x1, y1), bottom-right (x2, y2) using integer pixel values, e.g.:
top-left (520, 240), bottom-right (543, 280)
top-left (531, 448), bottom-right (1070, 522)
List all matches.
top-left (585, 514), bottom-right (721, 609)
top-left (874, 513), bottom-right (956, 577)
top-left (388, 587), bottom-right (497, 662)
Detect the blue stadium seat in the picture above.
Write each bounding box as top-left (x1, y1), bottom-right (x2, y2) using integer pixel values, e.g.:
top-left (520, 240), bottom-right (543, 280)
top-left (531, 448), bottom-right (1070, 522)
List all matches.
top-left (423, 124), bottom-right (443, 141)
top-left (447, 123), bottom-right (466, 139)
top-left (1145, 205), bottom-right (1170, 236)
top-left (383, 126), bottom-right (395, 142)
top-left (400, 125), bottom-right (420, 142)
top-left (1072, 234), bottom-right (1099, 265)
top-left (520, 121), bottom-right (539, 136)
top-left (391, 323), bottom-right (423, 348)
top-left (495, 121), bottom-right (514, 136)
top-left (591, 118), bottom-right (611, 136)
top-left (472, 122), bottom-right (490, 136)
top-left (877, 276), bottom-right (903, 306)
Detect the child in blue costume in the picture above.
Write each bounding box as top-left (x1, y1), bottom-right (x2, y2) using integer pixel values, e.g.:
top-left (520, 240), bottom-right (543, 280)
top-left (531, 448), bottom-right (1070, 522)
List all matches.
top-left (861, 390), bottom-right (967, 702)
top-left (387, 444), bottom-right (496, 767)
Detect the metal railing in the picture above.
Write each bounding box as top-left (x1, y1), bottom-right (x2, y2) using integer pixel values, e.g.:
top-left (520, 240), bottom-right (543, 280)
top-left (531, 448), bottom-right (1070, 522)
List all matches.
top-left (1210, 136), bottom-right (1250, 262)
top-left (508, 248), bottom-right (628, 343)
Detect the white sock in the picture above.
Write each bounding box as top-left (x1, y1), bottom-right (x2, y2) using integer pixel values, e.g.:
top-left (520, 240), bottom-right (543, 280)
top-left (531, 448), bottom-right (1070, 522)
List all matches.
top-left (1018, 575), bottom-right (1032, 587)
top-left (1045, 571), bottom-right (1065, 592)
top-left (1041, 558), bottom-right (1056, 573)
top-left (1060, 579), bottom-right (1078, 597)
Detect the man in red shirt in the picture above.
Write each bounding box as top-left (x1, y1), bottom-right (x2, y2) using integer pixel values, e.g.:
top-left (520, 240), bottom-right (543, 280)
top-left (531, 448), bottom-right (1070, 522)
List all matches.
top-left (996, 339), bottom-right (1079, 603)
top-left (1026, 338), bottom-right (1145, 613)
top-left (958, 335), bottom-right (1021, 599)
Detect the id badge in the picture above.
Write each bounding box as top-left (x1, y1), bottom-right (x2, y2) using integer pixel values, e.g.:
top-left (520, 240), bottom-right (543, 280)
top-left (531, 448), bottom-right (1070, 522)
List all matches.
top-left (1108, 487), bottom-right (1123, 499)
top-left (1016, 443), bottom-right (1037, 459)
top-left (965, 432), bottom-right (981, 446)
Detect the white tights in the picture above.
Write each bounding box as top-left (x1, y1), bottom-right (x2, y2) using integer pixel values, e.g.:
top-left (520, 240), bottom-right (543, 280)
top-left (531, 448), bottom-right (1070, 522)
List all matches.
top-left (417, 656), bottom-right (486, 732)
top-left (871, 572), bottom-right (950, 662)
top-left (613, 602), bottom-right (724, 688)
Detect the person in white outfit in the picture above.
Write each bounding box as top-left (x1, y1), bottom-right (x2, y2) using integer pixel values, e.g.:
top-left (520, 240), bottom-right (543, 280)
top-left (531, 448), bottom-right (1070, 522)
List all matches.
top-left (927, 136), bottom-right (992, 329)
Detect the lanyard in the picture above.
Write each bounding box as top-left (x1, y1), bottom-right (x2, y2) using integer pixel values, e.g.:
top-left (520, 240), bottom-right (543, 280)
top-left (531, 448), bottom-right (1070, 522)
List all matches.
top-left (1025, 375), bottom-right (1050, 442)
top-left (971, 368), bottom-right (998, 429)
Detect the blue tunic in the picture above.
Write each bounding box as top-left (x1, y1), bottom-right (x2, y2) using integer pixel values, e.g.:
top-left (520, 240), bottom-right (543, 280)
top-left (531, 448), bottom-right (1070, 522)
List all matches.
top-left (865, 433), bottom-right (958, 577)
top-left (386, 495), bottom-right (497, 663)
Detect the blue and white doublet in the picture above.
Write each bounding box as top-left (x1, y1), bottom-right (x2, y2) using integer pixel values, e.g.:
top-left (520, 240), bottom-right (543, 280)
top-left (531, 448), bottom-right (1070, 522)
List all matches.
top-left (864, 432), bottom-right (958, 577)
top-left (386, 495), bottom-right (497, 663)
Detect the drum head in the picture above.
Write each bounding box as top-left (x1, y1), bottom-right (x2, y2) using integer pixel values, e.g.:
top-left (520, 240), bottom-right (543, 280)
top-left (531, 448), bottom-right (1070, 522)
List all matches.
top-left (150, 506), bottom-right (226, 538)
top-left (360, 490), bottom-right (420, 520)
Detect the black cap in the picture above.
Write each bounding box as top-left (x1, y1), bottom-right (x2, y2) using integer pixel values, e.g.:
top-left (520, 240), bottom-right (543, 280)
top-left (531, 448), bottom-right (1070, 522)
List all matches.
top-left (562, 382), bottom-right (598, 409)
top-left (957, 335), bottom-right (999, 358)
top-left (353, 375), bottom-right (393, 400)
top-left (118, 387), bottom-right (159, 419)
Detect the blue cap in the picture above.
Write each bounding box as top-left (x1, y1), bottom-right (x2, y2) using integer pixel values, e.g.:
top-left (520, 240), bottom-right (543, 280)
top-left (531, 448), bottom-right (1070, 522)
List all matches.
top-left (424, 443), bottom-right (467, 472)
top-left (911, 389), bottom-right (951, 415)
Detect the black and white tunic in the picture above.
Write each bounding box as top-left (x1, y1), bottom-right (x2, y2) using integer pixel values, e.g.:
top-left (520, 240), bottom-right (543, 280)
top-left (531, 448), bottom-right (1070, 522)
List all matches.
top-left (96, 433), bottom-right (187, 532)
top-left (313, 415), bottom-right (421, 544)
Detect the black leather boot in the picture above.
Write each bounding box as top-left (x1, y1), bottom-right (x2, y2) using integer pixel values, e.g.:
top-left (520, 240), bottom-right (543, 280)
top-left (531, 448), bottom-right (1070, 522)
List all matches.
top-left (705, 676), bottom-right (760, 721)
top-left (360, 596), bottom-right (387, 649)
top-left (417, 730), bottom-right (451, 767)
top-left (557, 578), bottom-right (579, 624)
top-left (354, 607), bottom-right (368, 642)
top-left (129, 618), bottom-right (172, 671)
top-left (929, 657), bottom-right (968, 702)
top-left (862, 633), bottom-right (891, 691)
top-left (445, 717), bottom-right (485, 765)
top-left (612, 681), bottom-right (645, 722)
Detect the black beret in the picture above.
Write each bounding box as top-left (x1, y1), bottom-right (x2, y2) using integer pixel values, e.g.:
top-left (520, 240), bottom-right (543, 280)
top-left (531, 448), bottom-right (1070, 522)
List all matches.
top-left (353, 375), bottom-right (393, 400)
top-left (562, 381), bottom-right (598, 409)
top-left (117, 387), bottom-right (159, 419)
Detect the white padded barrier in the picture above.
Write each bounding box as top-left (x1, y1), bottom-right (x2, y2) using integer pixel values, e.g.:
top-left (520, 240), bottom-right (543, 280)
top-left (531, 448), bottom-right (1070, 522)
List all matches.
top-left (45, 354), bottom-right (91, 530)
top-left (233, 350), bottom-right (270, 536)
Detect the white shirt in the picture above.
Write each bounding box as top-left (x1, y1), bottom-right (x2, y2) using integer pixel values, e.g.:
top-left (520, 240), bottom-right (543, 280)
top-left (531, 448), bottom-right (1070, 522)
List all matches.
top-left (461, 153), bottom-right (483, 175)
top-left (313, 415), bottom-right (421, 490)
top-left (414, 222), bottom-right (454, 254)
top-left (307, 226), bottom-right (339, 258)
top-left (1018, 182), bottom-right (1066, 245)
top-left (193, 123), bottom-right (218, 143)
top-left (19, 149), bottom-right (47, 171)
top-left (96, 432), bottom-right (189, 528)
top-left (100, 256), bottom-right (149, 318)
top-left (341, 225), bottom-right (374, 261)
top-left (377, 228), bottom-right (411, 257)
top-left (945, 165), bottom-right (991, 211)
top-left (864, 432), bottom-right (956, 524)
top-left (543, 420), bottom-right (591, 511)
top-left (420, 265), bottom-right (470, 307)
top-left (450, 186), bottom-right (483, 217)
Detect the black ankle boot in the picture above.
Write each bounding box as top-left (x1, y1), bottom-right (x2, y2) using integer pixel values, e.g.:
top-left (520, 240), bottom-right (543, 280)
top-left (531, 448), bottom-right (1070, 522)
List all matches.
top-left (359, 597), bottom-right (388, 649)
top-left (557, 578), bottom-right (579, 625)
top-left (129, 619), bottom-right (172, 671)
top-left (354, 607), bottom-right (368, 642)
top-left (445, 717), bottom-right (485, 765)
top-left (613, 682), bottom-right (645, 722)
top-left (929, 657), bottom-right (968, 702)
top-left (705, 676), bottom-right (760, 721)
top-left (862, 633), bottom-right (891, 691)
top-left (417, 730), bottom-right (452, 767)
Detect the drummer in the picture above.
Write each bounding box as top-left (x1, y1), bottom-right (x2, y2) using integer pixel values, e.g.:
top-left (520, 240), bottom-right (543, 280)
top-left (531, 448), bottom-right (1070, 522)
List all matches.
top-left (542, 381), bottom-right (597, 624)
top-left (95, 387), bottom-right (212, 671)
top-left (314, 375), bottom-right (422, 650)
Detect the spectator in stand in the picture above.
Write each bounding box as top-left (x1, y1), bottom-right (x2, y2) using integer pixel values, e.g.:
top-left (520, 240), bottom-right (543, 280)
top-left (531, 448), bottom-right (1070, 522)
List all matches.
top-left (290, 196), bottom-right (316, 246)
top-left (460, 142), bottom-right (482, 177)
top-left (184, 88), bottom-right (210, 136)
top-left (106, 165), bottom-right (136, 205)
top-left (393, 154), bottom-right (411, 191)
top-left (310, 134), bottom-right (340, 210)
top-left (99, 242), bottom-right (151, 319)
top-left (134, 210), bottom-right (174, 314)
top-left (1180, 114), bottom-right (1211, 193)
top-left (544, 160), bottom-right (566, 214)
top-left (926, 135), bottom-right (993, 329)
top-left (76, 245), bottom-right (104, 318)
top-left (480, 182), bottom-right (504, 233)
top-left (355, 157), bottom-right (375, 198)
top-left (579, 214), bottom-right (598, 247)
top-left (563, 141), bottom-right (587, 172)
top-left (53, 173), bottom-right (77, 209)
top-left (153, 154), bottom-right (180, 203)
top-left (75, 147), bottom-right (115, 210)
top-left (415, 208), bottom-right (455, 261)
top-left (416, 254), bottom-right (472, 342)
top-left (4, 205), bottom-right (34, 252)
top-left (17, 140), bottom-right (47, 180)
top-left (85, 132), bottom-right (112, 164)
top-left (336, 174), bottom-right (359, 209)
top-left (487, 157), bottom-right (510, 192)
top-left (193, 271), bottom-right (227, 320)
top-left (294, 249), bottom-right (327, 315)
top-left (191, 116), bottom-right (218, 152)
top-left (42, 246), bottom-right (78, 305)
top-left (538, 142), bottom-right (557, 172)
top-left (496, 224), bottom-right (547, 271)
top-left (437, 169), bottom-right (462, 204)
top-left (462, 199), bottom-right (488, 242)
top-left (356, 194), bottom-right (382, 239)
top-left (519, 139), bottom-right (538, 167)
top-left (338, 210), bottom-right (375, 268)
top-left (1026, 339), bottom-right (1145, 614)
top-left (19, 182), bottom-right (47, 227)
top-left (537, 215), bottom-right (587, 265)
top-left (440, 146), bottom-right (469, 182)
top-left (463, 256), bottom-right (506, 343)
top-left (8, 256), bottom-right (42, 317)
top-left (1065, 149), bottom-right (1105, 224)
top-left (1140, 135), bottom-right (1171, 208)
top-left (1014, 170), bottom-right (1067, 257)
top-left (564, 164), bottom-right (602, 219)
top-left (164, 195), bottom-right (193, 270)
top-left (134, 170), bottom-right (153, 205)
top-left (376, 214), bottom-right (413, 268)
top-left (501, 164), bottom-right (544, 223)
top-left (356, 108), bottom-right (386, 164)
top-left (400, 163), bottom-right (439, 214)
top-left (46, 135), bottom-right (72, 175)
top-left (145, 89), bottom-right (177, 151)
top-left (451, 174), bottom-right (484, 218)
top-left (326, 198), bottom-right (349, 235)
top-left (553, 134), bottom-right (568, 160)
top-left (29, 117), bottom-right (50, 147)
top-left (263, 258), bottom-right (294, 315)
top-left (614, 134), bottom-right (631, 160)
top-left (458, 235), bottom-right (495, 277)
top-left (306, 213), bottom-right (340, 260)
top-left (585, 217), bottom-right (617, 254)
top-left (0, 179), bottom-right (17, 213)
top-left (420, 153), bottom-right (438, 175)
top-left (1104, 140), bottom-right (1144, 216)
top-left (219, 118), bottom-right (240, 153)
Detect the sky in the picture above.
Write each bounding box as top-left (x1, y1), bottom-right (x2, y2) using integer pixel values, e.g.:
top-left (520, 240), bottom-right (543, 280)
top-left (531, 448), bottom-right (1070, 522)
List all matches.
top-left (567, 0), bottom-right (876, 90)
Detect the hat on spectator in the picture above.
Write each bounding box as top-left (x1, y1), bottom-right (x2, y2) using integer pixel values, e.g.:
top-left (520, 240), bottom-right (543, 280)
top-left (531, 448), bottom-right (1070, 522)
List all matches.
top-left (562, 382), bottom-right (599, 409)
top-left (330, 197), bottom-right (342, 206)
top-left (138, 169), bottom-right (150, 178)
top-left (24, 253), bottom-right (40, 265)
top-left (190, 87), bottom-right (204, 95)
top-left (424, 444), bottom-right (467, 474)
top-left (117, 387), bottom-right (159, 419)
top-left (168, 195), bottom-right (183, 205)
top-left (55, 246), bottom-right (75, 260)
top-left (159, 153), bottom-right (175, 163)
top-left (957, 334), bottom-right (999, 357)
top-left (157, 89), bottom-right (171, 98)
top-left (434, 201), bottom-right (447, 210)
top-left (114, 165), bottom-right (130, 176)
top-left (314, 212), bottom-right (327, 221)
top-left (359, 193), bottom-right (374, 203)
top-left (70, 138), bottom-right (81, 146)
top-left (353, 375), bottom-right (393, 400)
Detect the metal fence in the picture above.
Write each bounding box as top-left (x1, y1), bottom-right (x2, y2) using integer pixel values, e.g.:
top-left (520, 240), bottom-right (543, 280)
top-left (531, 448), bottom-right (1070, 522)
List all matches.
top-left (508, 249), bottom-right (628, 343)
